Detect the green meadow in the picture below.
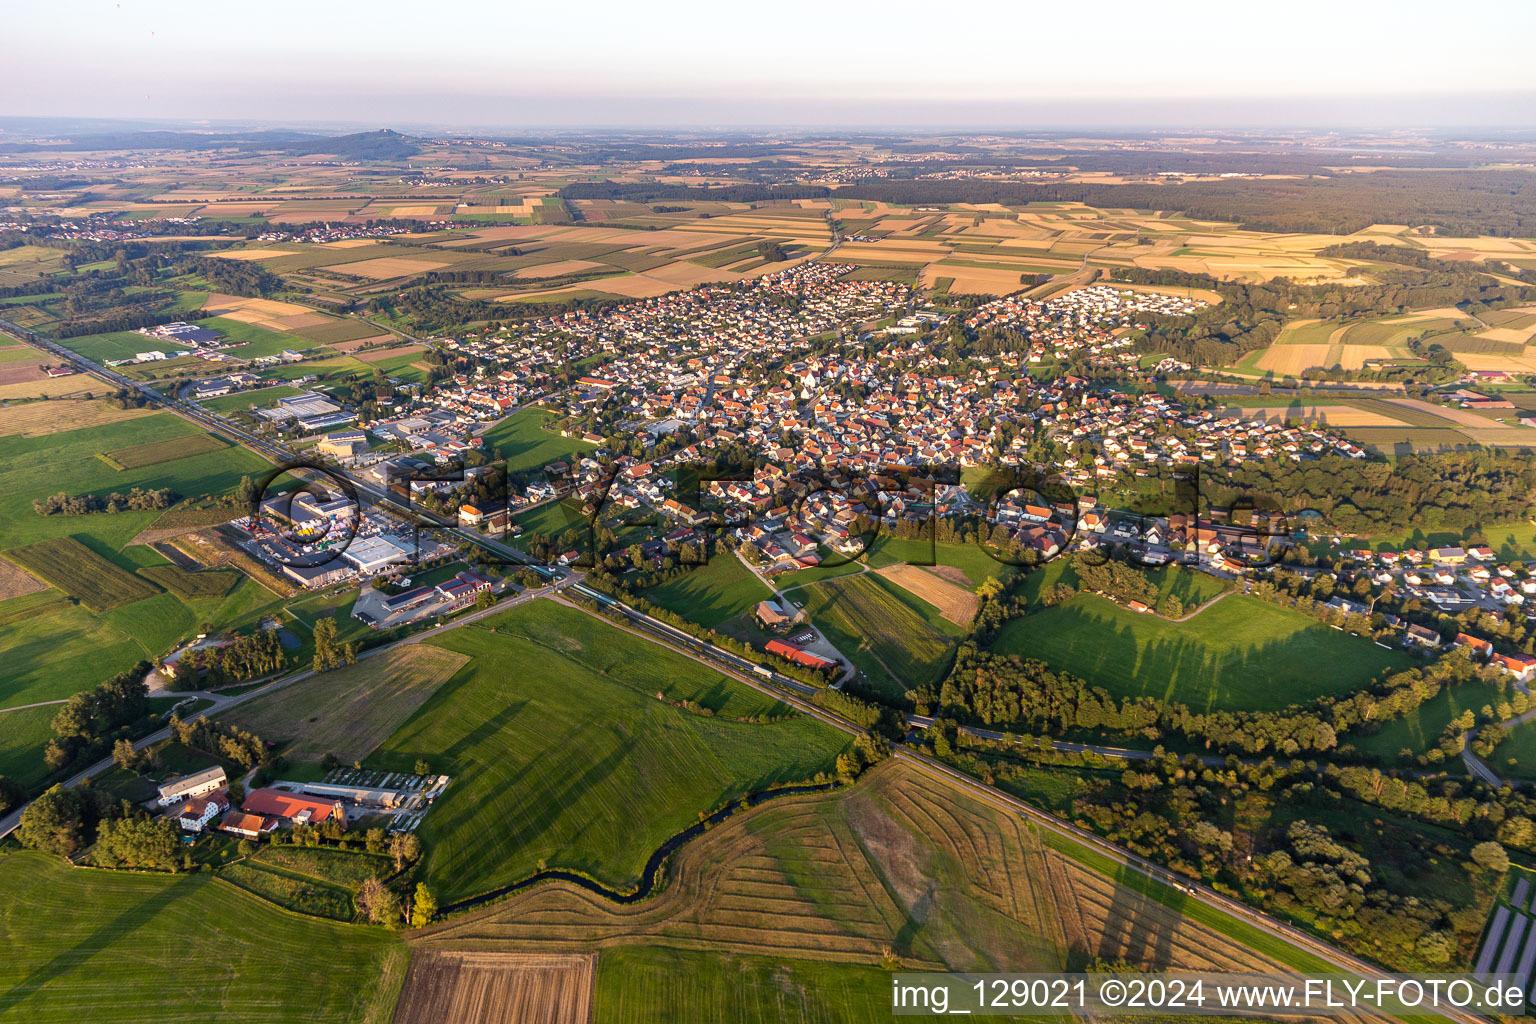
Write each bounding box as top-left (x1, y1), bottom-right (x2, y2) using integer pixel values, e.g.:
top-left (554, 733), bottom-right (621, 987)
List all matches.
top-left (367, 600), bottom-right (848, 904)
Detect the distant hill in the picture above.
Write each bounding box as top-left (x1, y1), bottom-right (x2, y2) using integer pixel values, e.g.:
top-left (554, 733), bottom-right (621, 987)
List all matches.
top-left (0, 128), bottom-right (420, 159)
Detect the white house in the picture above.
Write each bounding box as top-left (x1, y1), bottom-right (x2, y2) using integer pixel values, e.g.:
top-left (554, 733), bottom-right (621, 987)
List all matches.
top-left (156, 766), bottom-right (227, 808)
top-left (175, 793), bottom-right (229, 833)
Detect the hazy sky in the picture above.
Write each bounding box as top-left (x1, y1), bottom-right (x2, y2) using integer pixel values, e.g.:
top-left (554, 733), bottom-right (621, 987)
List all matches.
top-left (6, 0), bottom-right (1535, 128)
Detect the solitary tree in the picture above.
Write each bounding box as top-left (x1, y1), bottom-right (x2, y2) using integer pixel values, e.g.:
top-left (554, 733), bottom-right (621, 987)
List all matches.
top-left (410, 882), bottom-right (438, 928)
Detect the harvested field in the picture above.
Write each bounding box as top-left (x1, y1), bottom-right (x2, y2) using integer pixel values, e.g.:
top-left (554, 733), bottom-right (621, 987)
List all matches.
top-left (100, 432), bottom-right (226, 470)
top-left (875, 564), bottom-right (979, 625)
top-left (1219, 404), bottom-right (1409, 427)
top-left (392, 952), bottom-right (595, 1024)
top-left (510, 259), bottom-right (605, 279)
top-left (0, 555), bottom-right (48, 602)
top-left (1378, 398), bottom-right (1521, 429)
top-left (0, 361), bottom-right (48, 386)
top-left (357, 343), bottom-right (424, 362)
top-left (0, 398), bottom-right (157, 438)
top-left (327, 335), bottom-right (398, 353)
top-left (208, 248), bottom-right (293, 260)
top-left (1256, 343), bottom-right (1333, 375)
top-left (4, 536), bottom-right (159, 612)
top-left (923, 264), bottom-right (1030, 295)
top-left (331, 257), bottom-right (450, 279)
top-left (290, 318), bottom-right (384, 344)
top-left (202, 293), bottom-right (315, 318)
top-left (222, 644), bottom-right (469, 763)
top-left (412, 761), bottom-right (1291, 977)
top-left (0, 375), bottom-right (100, 401)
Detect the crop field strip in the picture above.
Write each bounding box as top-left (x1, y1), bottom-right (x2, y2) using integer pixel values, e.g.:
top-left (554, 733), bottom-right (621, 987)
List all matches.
top-left (4, 535), bottom-right (160, 612)
top-left (99, 432), bottom-right (227, 470)
top-left (221, 644), bottom-right (471, 764)
top-left (798, 572), bottom-right (956, 694)
top-left (136, 562), bottom-right (240, 600)
top-left (393, 952), bottom-right (595, 1024)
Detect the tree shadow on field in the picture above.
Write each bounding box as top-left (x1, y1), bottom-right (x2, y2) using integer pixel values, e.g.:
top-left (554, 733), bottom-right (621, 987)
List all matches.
top-left (0, 880), bottom-right (176, 1013)
top-left (438, 699), bottom-right (529, 766)
top-left (1095, 862), bottom-right (1183, 970)
top-left (432, 736), bottom-right (636, 861)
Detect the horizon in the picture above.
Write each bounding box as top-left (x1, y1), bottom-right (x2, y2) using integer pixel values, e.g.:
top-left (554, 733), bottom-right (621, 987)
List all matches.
top-left (5, 0), bottom-right (1535, 128)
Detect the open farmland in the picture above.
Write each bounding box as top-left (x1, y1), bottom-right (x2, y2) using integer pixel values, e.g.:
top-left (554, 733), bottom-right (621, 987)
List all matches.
top-left (221, 644), bottom-right (470, 764)
top-left (366, 600), bottom-right (848, 903)
top-left (798, 572), bottom-right (956, 697)
top-left (393, 952), bottom-right (594, 1024)
top-left (993, 592), bottom-right (1410, 712)
top-left (0, 850), bottom-right (407, 1024)
top-left (135, 562), bottom-right (240, 600)
top-left (0, 590), bottom-right (148, 706)
top-left (100, 432), bottom-right (227, 470)
top-left (413, 760), bottom-right (1299, 979)
top-left (0, 554), bottom-right (48, 601)
top-left (4, 536), bottom-right (159, 611)
top-left (874, 564), bottom-right (979, 625)
top-left (0, 398), bottom-right (159, 438)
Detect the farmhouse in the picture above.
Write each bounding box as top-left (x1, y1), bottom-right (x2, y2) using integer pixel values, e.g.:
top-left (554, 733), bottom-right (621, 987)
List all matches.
top-left (242, 788), bottom-right (348, 827)
top-left (156, 766), bottom-right (227, 808)
top-left (219, 811), bottom-right (278, 840)
top-left (174, 793), bottom-right (229, 833)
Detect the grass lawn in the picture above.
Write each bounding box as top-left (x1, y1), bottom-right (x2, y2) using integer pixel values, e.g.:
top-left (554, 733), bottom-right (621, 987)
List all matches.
top-left (1347, 681), bottom-right (1503, 759)
top-left (1492, 718), bottom-right (1536, 781)
top-left (479, 407), bottom-right (594, 474)
top-left (0, 591), bottom-right (146, 707)
top-left (0, 704), bottom-right (56, 789)
top-left (198, 384), bottom-right (304, 414)
top-left (798, 572), bottom-right (956, 699)
top-left (509, 498), bottom-right (589, 549)
top-left (865, 535), bottom-right (1019, 587)
top-left (366, 600), bottom-right (848, 903)
top-left (640, 550), bottom-right (770, 629)
top-left (993, 592), bottom-right (1411, 712)
top-left (0, 850), bottom-right (406, 1023)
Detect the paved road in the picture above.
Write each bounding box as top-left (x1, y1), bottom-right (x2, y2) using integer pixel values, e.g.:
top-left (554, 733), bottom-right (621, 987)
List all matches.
top-left (0, 699), bottom-right (68, 715)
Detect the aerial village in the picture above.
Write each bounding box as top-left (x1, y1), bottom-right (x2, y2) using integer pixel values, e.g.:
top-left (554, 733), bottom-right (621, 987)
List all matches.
top-left (184, 262), bottom-right (1536, 674)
